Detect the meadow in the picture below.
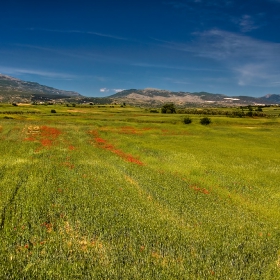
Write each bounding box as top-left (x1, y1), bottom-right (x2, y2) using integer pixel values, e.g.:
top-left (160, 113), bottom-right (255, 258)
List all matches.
top-left (0, 103), bottom-right (280, 279)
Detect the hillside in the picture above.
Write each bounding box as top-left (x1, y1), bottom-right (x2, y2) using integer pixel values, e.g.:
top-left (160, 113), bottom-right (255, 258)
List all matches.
top-left (0, 74), bottom-right (81, 103)
top-left (109, 88), bottom-right (280, 107)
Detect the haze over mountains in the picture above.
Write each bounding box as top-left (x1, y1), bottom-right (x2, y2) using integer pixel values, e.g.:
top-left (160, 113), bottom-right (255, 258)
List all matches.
top-left (0, 74), bottom-right (280, 106)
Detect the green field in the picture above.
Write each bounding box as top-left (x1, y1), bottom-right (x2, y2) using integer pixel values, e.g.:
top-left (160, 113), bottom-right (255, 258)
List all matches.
top-left (0, 104), bottom-right (280, 279)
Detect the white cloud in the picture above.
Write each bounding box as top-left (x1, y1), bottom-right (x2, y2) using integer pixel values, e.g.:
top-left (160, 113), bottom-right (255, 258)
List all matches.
top-left (100, 88), bottom-right (125, 93)
top-left (113, 89), bottom-right (125, 93)
top-left (100, 88), bottom-right (109, 92)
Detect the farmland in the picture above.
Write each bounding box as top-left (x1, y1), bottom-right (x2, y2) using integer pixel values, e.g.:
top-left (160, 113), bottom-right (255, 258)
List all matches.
top-left (0, 103), bottom-right (280, 279)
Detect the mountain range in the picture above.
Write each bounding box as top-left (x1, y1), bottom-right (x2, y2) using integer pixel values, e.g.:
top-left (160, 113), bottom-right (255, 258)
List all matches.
top-left (109, 88), bottom-right (280, 107)
top-left (0, 74), bottom-right (280, 106)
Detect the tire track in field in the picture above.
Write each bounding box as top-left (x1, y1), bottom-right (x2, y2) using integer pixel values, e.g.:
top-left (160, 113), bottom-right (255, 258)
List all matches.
top-left (0, 175), bottom-right (28, 230)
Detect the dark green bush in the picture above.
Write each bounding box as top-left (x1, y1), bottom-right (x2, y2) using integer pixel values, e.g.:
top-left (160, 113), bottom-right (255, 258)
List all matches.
top-left (161, 103), bottom-right (176, 114)
top-left (183, 117), bottom-right (192, 124)
top-left (200, 117), bottom-right (211, 125)
top-left (51, 109), bottom-right (57, 113)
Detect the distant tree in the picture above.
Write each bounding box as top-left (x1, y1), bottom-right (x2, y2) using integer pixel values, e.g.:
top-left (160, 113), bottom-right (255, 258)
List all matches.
top-left (248, 105), bottom-right (253, 111)
top-left (51, 109), bottom-right (57, 113)
top-left (150, 109), bottom-right (159, 113)
top-left (183, 117), bottom-right (192, 124)
top-left (161, 103), bottom-right (176, 114)
top-left (12, 102), bottom-right (18, 106)
top-left (200, 117), bottom-right (211, 125)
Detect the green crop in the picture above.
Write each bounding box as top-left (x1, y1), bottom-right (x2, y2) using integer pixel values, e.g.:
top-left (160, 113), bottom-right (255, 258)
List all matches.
top-left (0, 104), bottom-right (279, 279)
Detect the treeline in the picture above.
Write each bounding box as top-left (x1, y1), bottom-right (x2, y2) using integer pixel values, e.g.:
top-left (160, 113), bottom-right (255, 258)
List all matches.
top-left (176, 108), bottom-right (267, 117)
top-left (0, 111), bottom-right (41, 114)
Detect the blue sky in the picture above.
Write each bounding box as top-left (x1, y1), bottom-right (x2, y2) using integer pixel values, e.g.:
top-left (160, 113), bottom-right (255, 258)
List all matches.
top-left (1, 0), bottom-right (280, 97)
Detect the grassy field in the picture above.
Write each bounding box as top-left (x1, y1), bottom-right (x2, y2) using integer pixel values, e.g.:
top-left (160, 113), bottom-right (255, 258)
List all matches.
top-left (0, 104), bottom-right (280, 279)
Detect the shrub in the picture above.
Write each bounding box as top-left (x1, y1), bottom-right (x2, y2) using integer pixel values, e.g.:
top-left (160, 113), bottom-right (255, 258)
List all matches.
top-left (200, 117), bottom-right (211, 125)
top-left (51, 109), bottom-right (57, 113)
top-left (161, 103), bottom-right (176, 114)
top-left (183, 117), bottom-right (192, 124)
top-left (150, 109), bottom-right (159, 113)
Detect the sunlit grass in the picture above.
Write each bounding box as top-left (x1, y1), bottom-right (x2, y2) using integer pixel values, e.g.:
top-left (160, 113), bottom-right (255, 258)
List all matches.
top-left (0, 104), bottom-right (280, 279)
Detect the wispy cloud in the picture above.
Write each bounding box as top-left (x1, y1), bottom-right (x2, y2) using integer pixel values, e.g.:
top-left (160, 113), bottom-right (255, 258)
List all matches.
top-left (132, 61), bottom-right (223, 71)
top-left (238, 15), bottom-right (259, 32)
top-left (164, 0), bottom-right (233, 9)
top-left (234, 64), bottom-right (280, 87)
top-left (132, 62), bottom-right (189, 70)
top-left (164, 29), bottom-right (280, 62)
top-left (231, 14), bottom-right (264, 33)
top-left (13, 43), bottom-right (147, 66)
top-left (164, 1), bottom-right (265, 34)
top-left (25, 28), bottom-right (129, 41)
top-left (158, 29), bottom-right (280, 87)
top-left (113, 89), bottom-right (125, 93)
top-left (0, 66), bottom-right (75, 80)
top-left (163, 77), bottom-right (191, 85)
top-left (195, 30), bottom-right (280, 87)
